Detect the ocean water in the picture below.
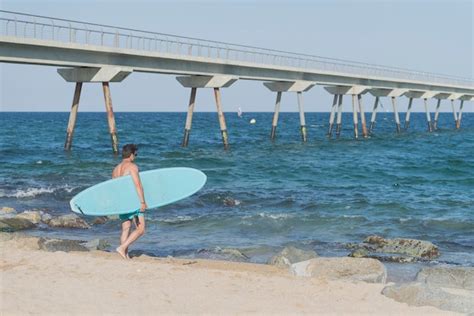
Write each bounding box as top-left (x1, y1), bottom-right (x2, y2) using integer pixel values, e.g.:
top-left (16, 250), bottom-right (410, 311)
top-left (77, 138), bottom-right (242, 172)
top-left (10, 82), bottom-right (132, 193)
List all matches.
top-left (1, 111), bottom-right (473, 279)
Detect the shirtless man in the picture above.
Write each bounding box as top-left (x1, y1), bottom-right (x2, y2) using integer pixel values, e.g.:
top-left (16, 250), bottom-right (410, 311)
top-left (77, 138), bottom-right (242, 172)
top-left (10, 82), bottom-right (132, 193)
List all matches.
top-left (112, 144), bottom-right (147, 259)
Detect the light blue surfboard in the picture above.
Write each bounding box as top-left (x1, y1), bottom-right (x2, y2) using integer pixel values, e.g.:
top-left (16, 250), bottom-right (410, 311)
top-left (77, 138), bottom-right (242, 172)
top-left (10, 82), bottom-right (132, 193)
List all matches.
top-left (70, 167), bottom-right (206, 216)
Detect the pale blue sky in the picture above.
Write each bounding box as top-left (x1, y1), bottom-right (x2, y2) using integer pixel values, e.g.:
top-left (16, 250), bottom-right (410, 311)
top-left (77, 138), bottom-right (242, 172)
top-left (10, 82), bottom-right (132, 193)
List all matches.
top-left (0, 0), bottom-right (473, 112)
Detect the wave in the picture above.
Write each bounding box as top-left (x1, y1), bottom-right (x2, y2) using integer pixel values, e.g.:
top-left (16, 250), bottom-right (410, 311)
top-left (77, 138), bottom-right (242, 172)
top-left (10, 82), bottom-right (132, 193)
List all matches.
top-left (159, 215), bottom-right (195, 224)
top-left (243, 212), bottom-right (294, 220)
top-left (0, 184), bottom-right (75, 198)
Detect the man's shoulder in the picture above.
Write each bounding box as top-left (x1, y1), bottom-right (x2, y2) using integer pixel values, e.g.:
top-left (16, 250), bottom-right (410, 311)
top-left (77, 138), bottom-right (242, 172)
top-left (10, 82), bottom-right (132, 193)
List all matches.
top-left (127, 163), bottom-right (139, 172)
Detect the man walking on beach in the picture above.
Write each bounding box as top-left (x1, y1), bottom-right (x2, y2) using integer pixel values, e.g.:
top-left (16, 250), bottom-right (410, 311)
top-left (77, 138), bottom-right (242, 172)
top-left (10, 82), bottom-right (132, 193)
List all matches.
top-left (112, 144), bottom-right (147, 259)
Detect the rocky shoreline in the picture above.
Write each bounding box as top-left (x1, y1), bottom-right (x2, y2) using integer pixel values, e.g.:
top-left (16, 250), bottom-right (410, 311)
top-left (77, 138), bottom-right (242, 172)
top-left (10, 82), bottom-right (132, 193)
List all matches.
top-left (1, 206), bottom-right (473, 314)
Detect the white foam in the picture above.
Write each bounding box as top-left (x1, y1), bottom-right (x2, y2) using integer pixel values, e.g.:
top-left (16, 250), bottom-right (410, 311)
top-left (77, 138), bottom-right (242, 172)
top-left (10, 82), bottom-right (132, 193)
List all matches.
top-left (0, 185), bottom-right (75, 198)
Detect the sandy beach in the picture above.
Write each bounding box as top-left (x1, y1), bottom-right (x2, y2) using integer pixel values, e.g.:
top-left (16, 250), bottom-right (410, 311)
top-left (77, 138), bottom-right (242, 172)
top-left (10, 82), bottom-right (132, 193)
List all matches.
top-left (0, 234), bottom-right (456, 315)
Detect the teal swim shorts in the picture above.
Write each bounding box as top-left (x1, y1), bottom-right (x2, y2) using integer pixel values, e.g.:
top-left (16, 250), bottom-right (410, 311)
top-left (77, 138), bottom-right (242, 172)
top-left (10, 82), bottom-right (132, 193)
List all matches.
top-left (119, 210), bottom-right (145, 221)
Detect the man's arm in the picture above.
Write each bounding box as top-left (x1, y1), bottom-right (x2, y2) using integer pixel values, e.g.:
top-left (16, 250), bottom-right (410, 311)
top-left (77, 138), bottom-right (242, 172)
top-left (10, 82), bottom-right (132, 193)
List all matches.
top-left (129, 165), bottom-right (147, 212)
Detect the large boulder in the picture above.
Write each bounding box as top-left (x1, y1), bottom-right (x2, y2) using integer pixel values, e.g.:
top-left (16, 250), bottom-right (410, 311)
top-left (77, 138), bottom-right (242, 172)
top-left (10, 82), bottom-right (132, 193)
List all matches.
top-left (290, 257), bottom-right (387, 283)
top-left (348, 235), bottom-right (439, 262)
top-left (382, 282), bottom-right (474, 314)
top-left (416, 266), bottom-right (474, 290)
top-left (15, 211), bottom-right (43, 224)
top-left (38, 237), bottom-right (110, 252)
top-left (0, 207), bottom-right (16, 216)
top-left (196, 247), bottom-right (249, 262)
top-left (39, 238), bottom-right (89, 252)
top-left (47, 214), bottom-right (90, 229)
top-left (83, 238), bottom-right (110, 251)
top-left (0, 217), bottom-right (36, 232)
top-left (268, 246), bottom-right (318, 268)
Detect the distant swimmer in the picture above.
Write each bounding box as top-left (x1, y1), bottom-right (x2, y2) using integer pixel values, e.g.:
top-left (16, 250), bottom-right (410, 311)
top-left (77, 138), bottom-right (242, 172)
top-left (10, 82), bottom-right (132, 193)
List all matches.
top-left (112, 144), bottom-right (147, 259)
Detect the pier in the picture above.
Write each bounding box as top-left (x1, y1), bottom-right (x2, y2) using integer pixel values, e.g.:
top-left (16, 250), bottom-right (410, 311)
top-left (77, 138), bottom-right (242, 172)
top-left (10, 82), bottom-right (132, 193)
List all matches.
top-left (1, 10), bottom-right (473, 152)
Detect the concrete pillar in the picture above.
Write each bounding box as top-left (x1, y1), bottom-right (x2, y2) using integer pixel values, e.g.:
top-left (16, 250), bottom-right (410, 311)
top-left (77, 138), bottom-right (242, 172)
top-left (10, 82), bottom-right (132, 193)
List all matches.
top-left (102, 82), bottom-right (119, 154)
top-left (297, 92), bottom-right (307, 142)
top-left (424, 98), bottom-right (433, 132)
top-left (369, 96), bottom-right (379, 134)
top-left (433, 99), bottom-right (441, 130)
top-left (391, 96), bottom-right (401, 133)
top-left (213, 88), bottom-right (229, 150)
top-left (456, 100), bottom-right (464, 129)
top-left (351, 94), bottom-right (359, 139)
top-left (64, 82), bottom-right (82, 150)
top-left (451, 99), bottom-right (458, 128)
top-left (270, 91), bottom-right (282, 140)
top-left (405, 97), bottom-right (413, 129)
top-left (357, 94), bottom-right (368, 138)
top-left (182, 87), bottom-right (197, 147)
top-left (336, 94), bottom-right (343, 137)
top-left (327, 94), bottom-right (338, 137)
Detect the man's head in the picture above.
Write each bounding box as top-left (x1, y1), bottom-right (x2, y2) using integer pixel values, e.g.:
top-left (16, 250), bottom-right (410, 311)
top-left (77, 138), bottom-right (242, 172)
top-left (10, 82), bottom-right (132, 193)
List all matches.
top-left (122, 144), bottom-right (138, 160)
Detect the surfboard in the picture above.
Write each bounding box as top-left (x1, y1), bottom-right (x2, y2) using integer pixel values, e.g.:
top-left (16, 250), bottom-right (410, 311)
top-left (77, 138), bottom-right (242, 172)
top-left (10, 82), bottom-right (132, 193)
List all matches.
top-left (70, 167), bottom-right (206, 216)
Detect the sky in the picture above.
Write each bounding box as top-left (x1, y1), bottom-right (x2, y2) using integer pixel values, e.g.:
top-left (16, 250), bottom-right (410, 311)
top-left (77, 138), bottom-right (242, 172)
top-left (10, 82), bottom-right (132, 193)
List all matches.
top-left (0, 0), bottom-right (473, 112)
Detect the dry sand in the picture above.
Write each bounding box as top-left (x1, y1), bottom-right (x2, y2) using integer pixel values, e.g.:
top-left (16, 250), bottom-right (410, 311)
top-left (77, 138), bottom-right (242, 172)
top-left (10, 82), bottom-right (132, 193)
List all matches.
top-left (0, 235), bottom-right (456, 315)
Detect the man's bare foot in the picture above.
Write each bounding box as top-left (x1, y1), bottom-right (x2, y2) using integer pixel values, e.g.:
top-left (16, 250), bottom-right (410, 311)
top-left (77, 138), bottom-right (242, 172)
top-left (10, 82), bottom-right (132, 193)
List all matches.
top-left (116, 246), bottom-right (127, 259)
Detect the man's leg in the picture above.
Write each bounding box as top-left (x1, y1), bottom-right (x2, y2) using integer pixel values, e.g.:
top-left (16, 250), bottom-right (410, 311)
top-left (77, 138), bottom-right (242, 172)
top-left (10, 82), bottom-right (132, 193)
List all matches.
top-left (120, 220), bottom-right (132, 258)
top-left (117, 220), bottom-right (132, 259)
top-left (117, 215), bottom-right (146, 258)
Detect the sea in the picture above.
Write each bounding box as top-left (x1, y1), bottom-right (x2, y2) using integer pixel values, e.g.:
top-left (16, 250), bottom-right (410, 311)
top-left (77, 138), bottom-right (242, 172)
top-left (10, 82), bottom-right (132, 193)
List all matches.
top-left (1, 111), bottom-right (473, 281)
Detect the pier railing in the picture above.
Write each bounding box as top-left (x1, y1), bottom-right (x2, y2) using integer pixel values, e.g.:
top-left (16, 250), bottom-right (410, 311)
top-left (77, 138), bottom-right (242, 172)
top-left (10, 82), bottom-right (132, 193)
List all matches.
top-left (1, 10), bottom-right (473, 89)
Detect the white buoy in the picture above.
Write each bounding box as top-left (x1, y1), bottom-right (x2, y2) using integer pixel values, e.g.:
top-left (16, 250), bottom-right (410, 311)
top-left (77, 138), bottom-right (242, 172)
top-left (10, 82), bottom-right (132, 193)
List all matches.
top-left (250, 118), bottom-right (256, 124)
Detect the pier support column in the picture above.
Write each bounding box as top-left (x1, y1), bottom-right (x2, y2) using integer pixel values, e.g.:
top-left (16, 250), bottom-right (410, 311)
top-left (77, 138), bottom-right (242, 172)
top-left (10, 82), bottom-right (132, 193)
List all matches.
top-left (336, 94), bottom-right (343, 137)
top-left (351, 94), bottom-right (359, 139)
top-left (456, 100), bottom-right (464, 129)
top-left (214, 88), bottom-right (230, 150)
top-left (324, 85), bottom-right (370, 139)
top-left (357, 94), bottom-right (368, 138)
top-left (424, 98), bottom-right (433, 132)
top-left (368, 88), bottom-right (408, 135)
top-left (369, 96), bottom-right (379, 134)
top-left (405, 97), bottom-right (413, 129)
top-left (327, 94), bottom-right (338, 137)
top-left (64, 82), bottom-right (83, 150)
top-left (177, 75), bottom-right (237, 149)
top-left (270, 91), bottom-right (282, 140)
top-left (102, 82), bottom-right (119, 154)
top-left (264, 80), bottom-right (315, 142)
top-left (182, 87), bottom-right (197, 147)
top-left (451, 100), bottom-right (458, 128)
top-left (391, 96), bottom-right (401, 133)
top-left (297, 92), bottom-right (307, 142)
top-left (433, 99), bottom-right (441, 130)
top-left (58, 66), bottom-right (131, 153)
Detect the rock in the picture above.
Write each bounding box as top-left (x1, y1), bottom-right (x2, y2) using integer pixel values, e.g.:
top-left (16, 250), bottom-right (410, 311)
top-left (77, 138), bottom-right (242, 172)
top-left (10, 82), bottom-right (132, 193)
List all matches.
top-left (382, 282), bottom-right (474, 314)
top-left (349, 249), bottom-right (417, 263)
top-left (38, 238), bottom-right (89, 252)
top-left (92, 216), bottom-right (108, 225)
top-left (40, 212), bottom-right (53, 223)
top-left (416, 266), bottom-right (474, 290)
top-left (269, 246), bottom-right (318, 268)
top-left (196, 247), bottom-right (249, 261)
top-left (349, 248), bottom-right (369, 258)
top-left (0, 232), bottom-right (41, 250)
top-left (290, 257), bottom-right (387, 284)
top-left (0, 207), bottom-right (16, 215)
top-left (223, 197), bottom-right (240, 207)
top-left (15, 211), bottom-right (43, 224)
top-left (47, 214), bottom-right (90, 229)
top-left (363, 235), bottom-right (439, 259)
top-left (0, 217), bottom-right (36, 232)
top-left (83, 239), bottom-right (110, 251)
